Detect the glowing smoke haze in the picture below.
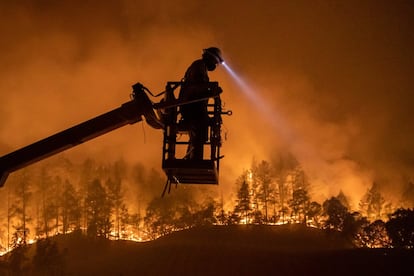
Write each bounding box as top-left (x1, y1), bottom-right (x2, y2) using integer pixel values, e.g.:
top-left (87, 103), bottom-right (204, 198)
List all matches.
top-left (222, 61), bottom-right (371, 205)
top-left (0, 0), bottom-right (413, 208)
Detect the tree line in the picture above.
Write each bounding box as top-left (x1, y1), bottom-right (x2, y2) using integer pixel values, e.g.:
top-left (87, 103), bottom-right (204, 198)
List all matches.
top-left (144, 158), bottom-right (414, 249)
top-left (0, 156), bottom-right (164, 252)
top-left (1, 153), bottom-right (414, 255)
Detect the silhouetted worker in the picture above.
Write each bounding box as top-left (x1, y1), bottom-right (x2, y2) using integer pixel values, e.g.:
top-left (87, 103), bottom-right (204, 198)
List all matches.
top-left (179, 47), bottom-right (224, 160)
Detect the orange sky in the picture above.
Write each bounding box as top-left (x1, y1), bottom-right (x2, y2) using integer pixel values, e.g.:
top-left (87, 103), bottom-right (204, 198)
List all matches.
top-left (0, 0), bottom-right (413, 206)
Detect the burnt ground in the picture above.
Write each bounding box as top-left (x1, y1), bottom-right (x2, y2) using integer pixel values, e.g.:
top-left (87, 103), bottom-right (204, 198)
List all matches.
top-left (1, 224), bottom-right (414, 275)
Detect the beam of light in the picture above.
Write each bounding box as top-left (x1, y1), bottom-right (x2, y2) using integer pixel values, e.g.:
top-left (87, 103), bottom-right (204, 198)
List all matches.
top-left (222, 62), bottom-right (294, 141)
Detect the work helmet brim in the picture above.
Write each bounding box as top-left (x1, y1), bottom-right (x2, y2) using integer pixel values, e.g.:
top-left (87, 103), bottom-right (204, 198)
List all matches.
top-left (203, 47), bottom-right (224, 64)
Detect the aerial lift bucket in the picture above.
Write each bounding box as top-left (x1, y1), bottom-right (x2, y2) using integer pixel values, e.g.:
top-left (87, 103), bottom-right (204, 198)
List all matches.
top-left (158, 82), bottom-right (232, 194)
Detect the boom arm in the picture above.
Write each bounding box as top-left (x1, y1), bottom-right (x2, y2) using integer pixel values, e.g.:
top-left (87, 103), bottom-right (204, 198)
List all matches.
top-left (0, 83), bottom-right (163, 187)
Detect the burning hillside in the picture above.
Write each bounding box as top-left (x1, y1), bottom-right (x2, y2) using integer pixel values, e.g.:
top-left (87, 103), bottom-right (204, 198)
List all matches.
top-left (1, 0), bottom-right (413, 210)
top-left (1, 225), bottom-right (413, 276)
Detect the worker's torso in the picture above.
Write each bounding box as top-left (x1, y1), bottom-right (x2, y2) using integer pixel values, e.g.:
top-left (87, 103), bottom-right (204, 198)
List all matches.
top-left (179, 59), bottom-right (210, 120)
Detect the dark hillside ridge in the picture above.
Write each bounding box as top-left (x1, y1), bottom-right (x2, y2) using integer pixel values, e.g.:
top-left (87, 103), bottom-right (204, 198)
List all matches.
top-left (153, 224), bottom-right (353, 251)
top-left (1, 224), bottom-right (413, 275)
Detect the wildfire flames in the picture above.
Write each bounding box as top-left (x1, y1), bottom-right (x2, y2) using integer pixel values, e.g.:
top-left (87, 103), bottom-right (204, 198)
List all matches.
top-left (0, 155), bottom-right (409, 256)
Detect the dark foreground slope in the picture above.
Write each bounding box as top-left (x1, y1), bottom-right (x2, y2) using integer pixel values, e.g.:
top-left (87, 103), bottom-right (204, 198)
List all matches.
top-left (2, 224), bottom-right (414, 275)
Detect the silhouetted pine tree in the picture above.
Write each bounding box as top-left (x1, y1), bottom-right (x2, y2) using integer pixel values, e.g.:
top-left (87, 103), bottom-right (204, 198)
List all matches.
top-left (233, 176), bottom-right (251, 224)
top-left (85, 179), bottom-right (112, 238)
top-left (9, 170), bottom-right (32, 247)
top-left (306, 201), bottom-right (322, 227)
top-left (105, 159), bottom-right (127, 240)
top-left (386, 208), bottom-right (414, 248)
top-left (35, 167), bottom-right (57, 237)
top-left (252, 160), bottom-right (275, 223)
top-left (61, 180), bottom-right (81, 233)
top-left (289, 188), bottom-right (310, 224)
top-left (322, 196), bottom-right (349, 231)
top-left (272, 152), bottom-right (299, 223)
top-left (359, 182), bottom-right (386, 221)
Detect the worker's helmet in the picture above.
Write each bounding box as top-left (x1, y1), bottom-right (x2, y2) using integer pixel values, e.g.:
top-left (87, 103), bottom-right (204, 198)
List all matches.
top-left (203, 47), bottom-right (224, 64)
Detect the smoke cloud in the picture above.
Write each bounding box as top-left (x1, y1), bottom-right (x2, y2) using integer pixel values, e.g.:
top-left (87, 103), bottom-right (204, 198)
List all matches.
top-left (1, 0), bottom-right (413, 207)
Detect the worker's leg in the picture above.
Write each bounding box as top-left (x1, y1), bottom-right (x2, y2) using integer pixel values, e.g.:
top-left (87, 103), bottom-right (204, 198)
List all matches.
top-left (187, 121), bottom-right (208, 160)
